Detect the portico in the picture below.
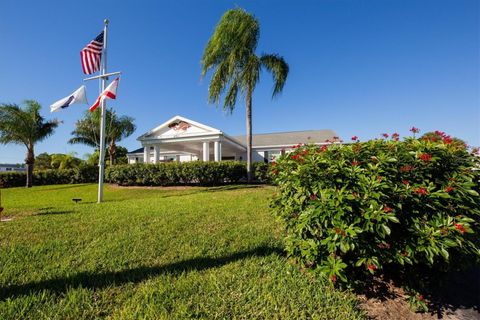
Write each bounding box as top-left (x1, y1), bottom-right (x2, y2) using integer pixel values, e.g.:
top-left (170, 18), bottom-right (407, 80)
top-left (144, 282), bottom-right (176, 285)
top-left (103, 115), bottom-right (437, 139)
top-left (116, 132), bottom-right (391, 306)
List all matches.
top-left (133, 115), bottom-right (246, 164)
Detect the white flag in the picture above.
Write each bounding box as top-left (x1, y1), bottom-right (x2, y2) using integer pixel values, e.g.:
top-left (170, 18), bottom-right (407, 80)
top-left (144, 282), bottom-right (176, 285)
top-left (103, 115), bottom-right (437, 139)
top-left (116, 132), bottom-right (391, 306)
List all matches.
top-left (50, 85), bottom-right (88, 112)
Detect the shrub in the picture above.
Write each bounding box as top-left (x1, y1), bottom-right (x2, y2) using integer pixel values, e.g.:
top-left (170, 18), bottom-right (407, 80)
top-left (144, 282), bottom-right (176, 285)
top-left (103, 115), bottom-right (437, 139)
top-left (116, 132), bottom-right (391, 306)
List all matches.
top-left (252, 162), bottom-right (272, 184)
top-left (106, 161), bottom-right (247, 186)
top-left (0, 165), bottom-right (98, 188)
top-left (271, 135), bottom-right (480, 287)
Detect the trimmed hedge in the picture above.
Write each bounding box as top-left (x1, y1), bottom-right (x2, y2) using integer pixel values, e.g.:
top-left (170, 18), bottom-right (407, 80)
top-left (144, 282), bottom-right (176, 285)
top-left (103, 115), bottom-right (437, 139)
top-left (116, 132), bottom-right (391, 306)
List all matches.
top-left (1, 161), bottom-right (273, 188)
top-left (271, 135), bottom-right (480, 294)
top-left (0, 165), bottom-right (97, 188)
top-left (106, 161), bottom-right (253, 186)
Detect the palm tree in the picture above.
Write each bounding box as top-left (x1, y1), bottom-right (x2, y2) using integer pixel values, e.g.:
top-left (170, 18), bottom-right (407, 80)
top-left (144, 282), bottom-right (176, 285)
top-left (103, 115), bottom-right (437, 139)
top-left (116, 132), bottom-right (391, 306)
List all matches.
top-left (0, 100), bottom-right (59, 187)
top-left (69, 109), bottom-right (136, 165)
top-left (50, 152), bottom-right (84, 170)
top-left (201, 8), bottom-right (289, 182)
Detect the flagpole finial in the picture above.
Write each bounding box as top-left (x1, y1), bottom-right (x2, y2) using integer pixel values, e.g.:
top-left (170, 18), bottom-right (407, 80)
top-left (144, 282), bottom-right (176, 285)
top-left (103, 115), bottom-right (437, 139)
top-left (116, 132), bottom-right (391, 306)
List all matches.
top-left (104, 19), bottom-right (109, 25)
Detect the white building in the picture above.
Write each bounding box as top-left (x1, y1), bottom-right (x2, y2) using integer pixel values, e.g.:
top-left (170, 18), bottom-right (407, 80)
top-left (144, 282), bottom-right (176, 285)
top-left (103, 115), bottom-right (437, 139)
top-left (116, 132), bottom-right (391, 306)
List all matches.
top-left (0, 164), bottom-right (26, 172)
top-left (127, 115), bottom-right (338, 164)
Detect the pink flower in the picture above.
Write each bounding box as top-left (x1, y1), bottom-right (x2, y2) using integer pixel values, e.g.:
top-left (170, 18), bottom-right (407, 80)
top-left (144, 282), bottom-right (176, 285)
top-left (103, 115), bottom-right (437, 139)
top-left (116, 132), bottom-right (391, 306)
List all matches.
top-left (382, 133), bottom-right (389, 138)
top-left (392, 133), bottom-right (400, 141)
top-left (410, 126), bottom-right (420, 134)
top-left (351, 135), bottom-right (358, 141)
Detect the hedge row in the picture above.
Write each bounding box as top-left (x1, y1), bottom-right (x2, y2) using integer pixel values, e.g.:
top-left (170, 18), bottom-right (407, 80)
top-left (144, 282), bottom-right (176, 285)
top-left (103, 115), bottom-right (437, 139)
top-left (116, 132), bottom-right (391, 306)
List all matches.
top-left (0, 165), bottom-right (98, 188)
top-left (0, 161), bottom-right (272, 188)
top-left (106, 161), bottom-right (271, 186)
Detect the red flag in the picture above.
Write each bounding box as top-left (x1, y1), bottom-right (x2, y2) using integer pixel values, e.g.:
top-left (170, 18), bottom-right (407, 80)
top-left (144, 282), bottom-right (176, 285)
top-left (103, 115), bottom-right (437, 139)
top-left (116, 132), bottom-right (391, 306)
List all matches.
top-left (89, 78), bottom-right (120, 112)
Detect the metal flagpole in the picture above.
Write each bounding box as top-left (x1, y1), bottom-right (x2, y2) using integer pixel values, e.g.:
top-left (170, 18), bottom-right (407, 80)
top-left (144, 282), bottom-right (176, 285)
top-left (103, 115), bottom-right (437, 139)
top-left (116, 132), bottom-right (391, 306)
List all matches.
top-left (97, 19), bottom-right (109, 203)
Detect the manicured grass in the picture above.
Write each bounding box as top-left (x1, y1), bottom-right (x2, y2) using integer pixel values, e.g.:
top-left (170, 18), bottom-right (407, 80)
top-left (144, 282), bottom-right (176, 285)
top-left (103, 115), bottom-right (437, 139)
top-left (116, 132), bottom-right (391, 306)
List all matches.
top-left (0, 184), bottom-right (364, 319)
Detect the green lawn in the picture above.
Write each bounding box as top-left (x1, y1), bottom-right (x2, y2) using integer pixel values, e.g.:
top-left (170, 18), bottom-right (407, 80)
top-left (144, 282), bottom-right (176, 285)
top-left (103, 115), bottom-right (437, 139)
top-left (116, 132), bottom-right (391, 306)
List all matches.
top-left (0, 184), bottom-right (364, 319)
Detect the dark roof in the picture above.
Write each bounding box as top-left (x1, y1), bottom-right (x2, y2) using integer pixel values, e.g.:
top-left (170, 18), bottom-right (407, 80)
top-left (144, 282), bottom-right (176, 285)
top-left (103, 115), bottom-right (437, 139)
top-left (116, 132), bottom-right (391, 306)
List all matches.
top-left (232, 129), bottom-right (338, 147)
top-left (127, 147), bottom-right (144, 154)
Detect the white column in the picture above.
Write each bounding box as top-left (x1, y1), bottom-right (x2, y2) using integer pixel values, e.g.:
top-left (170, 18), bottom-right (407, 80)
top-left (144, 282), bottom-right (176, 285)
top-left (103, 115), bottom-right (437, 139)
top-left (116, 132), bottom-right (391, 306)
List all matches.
top-left (203, 142), bottom-right (210, 161)
top-left (153, 145), bottom-right (160, 164)
top-left (143, 146), bottom-right (149, 163)
top-left (214, 141), bottom-right (222, 161)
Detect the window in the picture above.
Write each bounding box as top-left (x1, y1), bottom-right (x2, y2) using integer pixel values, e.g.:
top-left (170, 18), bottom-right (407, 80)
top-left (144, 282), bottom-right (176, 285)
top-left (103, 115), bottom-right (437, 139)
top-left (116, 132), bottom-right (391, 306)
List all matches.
top-left (266, 150), bottom-right (281, 163)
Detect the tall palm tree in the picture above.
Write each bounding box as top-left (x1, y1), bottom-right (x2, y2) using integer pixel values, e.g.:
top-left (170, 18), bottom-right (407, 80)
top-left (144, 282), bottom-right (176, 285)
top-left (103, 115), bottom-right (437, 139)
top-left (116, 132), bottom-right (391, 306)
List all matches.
top-left (0, 100), bottom-right (59, 187)
top-left (69, 109), bottom-right (136, 165)
top-left (201, 8), bottom-right (289, 182)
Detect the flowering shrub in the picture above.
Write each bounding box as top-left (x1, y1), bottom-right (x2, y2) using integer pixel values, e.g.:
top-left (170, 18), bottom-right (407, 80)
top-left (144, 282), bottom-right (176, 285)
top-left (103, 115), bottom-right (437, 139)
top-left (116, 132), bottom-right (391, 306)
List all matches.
top-left (271, 133), bottom-right (480, 288)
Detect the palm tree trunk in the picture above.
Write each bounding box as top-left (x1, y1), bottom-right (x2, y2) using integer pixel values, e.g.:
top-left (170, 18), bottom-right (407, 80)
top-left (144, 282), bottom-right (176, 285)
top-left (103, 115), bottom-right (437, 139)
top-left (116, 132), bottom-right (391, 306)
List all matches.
top-left (246, 87), bottom-right (253, 183)
top-left (25, 146), bottom-right (35, 188)
top-left (109, 142), bottom-right (116, 166)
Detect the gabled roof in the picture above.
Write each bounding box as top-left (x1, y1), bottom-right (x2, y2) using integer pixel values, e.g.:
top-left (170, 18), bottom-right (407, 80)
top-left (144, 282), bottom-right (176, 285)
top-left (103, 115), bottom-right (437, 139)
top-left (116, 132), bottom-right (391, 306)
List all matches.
top-left (232, 129), bottom-right (338, 147)
top-left (138, 115), bottom-right (221, 141)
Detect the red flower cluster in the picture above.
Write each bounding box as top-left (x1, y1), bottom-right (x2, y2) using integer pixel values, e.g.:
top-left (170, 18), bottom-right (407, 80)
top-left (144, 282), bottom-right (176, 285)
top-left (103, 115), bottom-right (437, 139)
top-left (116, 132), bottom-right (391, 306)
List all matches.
top-left (330, 274), bottom-right (337, 283)
top-left (292, 143), bottom-right (303, 149)
top-left (382, 133), bottom-right (389, 138)
top-left (392, 133), bottom-right (400, 141)
top-left (402, 180), bottom-right (410, 185)
top-left (419, 153), bottom-right (432, 162)
top-left (367, 264), bottom-right (377, 271)
top-left (383, 206), bottom-right (393, 213)
top-left (445, 186), bottom-right (454, 193)
top-left (400, 165), bottom-right (414, 172)
top-left (351, 135), bottom-right (358, 141)
top-left (418, 295), bottom-right (425, 301)
top-left (334, 228), bottom-right (347, 236)
top-left (455, 223), bottom-right (466, 233)
top-left (410, 126), bottom-right (420, 134)
top-left (352, 160), bottom-right (360, 166)
top-left (413, 187), bottom-right (428, 195)
top-left (433, 130), bottom-right (455, 145)
top-left (290, 154), bottom-right (304, 163)
top-left (310, 194), bottom-right (318, 201)
top-left (272, 169), bottom-right (278, 175)
top-left (319, 145), bottom-right (329, 152)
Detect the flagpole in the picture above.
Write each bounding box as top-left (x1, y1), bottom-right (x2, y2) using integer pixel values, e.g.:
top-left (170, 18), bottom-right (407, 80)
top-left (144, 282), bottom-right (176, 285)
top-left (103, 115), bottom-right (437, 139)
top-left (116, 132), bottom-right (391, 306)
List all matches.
top-left (97, 19), bottom-right (109, 203)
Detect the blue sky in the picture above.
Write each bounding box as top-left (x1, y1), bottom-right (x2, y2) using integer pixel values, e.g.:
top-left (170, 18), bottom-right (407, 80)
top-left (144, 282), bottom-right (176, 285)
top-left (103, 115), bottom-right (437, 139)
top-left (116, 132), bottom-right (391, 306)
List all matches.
top-left (0, 0), bottom-right (478, 163)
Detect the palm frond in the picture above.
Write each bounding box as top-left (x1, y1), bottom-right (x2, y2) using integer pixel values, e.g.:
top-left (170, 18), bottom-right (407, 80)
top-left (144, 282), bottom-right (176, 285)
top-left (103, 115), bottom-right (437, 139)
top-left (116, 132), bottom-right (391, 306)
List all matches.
top-left (260, 54), bottom-right (289, 97)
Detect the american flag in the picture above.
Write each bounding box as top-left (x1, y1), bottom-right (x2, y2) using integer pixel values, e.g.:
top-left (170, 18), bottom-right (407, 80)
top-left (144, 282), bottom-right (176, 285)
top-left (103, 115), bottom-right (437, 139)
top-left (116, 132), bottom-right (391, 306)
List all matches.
top-left (80, 31), bottom-right (104, 75)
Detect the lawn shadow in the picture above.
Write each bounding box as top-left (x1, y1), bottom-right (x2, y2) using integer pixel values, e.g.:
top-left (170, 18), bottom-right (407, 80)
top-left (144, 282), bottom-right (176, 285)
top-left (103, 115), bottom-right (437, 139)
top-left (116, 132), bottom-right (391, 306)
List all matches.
top-left (35, 209), bottom-right (75, 216)
top-left (34, 184), bottom-right (91, 192)
top-left (0, 245), bottom-right (284, 300)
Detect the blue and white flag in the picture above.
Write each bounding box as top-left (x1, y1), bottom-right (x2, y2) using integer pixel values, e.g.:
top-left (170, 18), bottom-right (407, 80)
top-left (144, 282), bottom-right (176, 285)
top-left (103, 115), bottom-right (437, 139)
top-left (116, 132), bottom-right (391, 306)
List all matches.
top-left (50, 85), bottom-right (88, 112)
